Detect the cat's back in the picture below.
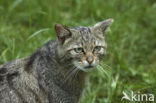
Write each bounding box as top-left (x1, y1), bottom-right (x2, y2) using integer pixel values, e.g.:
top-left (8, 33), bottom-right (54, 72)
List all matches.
top-left (0, 58), bottom-right (29, 78)
top-left (0, 58), bottom-right (40, 103)
top-left (0, 58), bottom-right (29, 90)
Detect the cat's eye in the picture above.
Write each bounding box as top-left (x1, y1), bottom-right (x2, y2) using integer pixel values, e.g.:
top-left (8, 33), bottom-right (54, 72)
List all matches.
top-left (74, 48), bottom-right (84, 53)
top-left (93, 46), bottom-right (101, 52)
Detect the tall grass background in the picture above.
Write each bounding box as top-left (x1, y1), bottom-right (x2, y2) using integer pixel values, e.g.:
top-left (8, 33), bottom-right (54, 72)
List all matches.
top-left (0, 0), bottom-right (156, 102)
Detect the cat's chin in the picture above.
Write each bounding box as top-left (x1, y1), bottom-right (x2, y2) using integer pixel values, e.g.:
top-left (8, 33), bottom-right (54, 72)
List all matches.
top-left (73, 61), bottom-right (95, 72)
top-left (84, 65), bottom-right (95, 70)
top-left (77, 66), bottom-right (95, 72)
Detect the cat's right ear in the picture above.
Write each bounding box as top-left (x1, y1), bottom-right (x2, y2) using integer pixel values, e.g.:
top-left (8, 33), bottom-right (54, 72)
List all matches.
top-left (55, 24), bottom-right (72, 44)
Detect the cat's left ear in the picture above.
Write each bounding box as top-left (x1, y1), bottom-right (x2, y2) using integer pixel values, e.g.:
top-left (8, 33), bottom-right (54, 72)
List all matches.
top-left (92, 18), bottom-right (114, 35)
top-left (55, 24), bottom-right (72, 44)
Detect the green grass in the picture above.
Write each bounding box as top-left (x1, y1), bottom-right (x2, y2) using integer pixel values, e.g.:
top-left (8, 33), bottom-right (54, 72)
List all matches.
top-left (0, 0), bottom-right (156, 103)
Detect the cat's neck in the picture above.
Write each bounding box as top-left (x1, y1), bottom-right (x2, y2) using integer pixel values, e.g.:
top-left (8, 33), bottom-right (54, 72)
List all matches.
top-left (55, 55), bottom-right (88, 86)
top-left (55, 63), bottom-right (88, 98)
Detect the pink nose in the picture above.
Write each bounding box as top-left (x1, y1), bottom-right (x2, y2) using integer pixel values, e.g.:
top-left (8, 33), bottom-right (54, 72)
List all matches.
top-left (86, 56), bottom-right (93, 64)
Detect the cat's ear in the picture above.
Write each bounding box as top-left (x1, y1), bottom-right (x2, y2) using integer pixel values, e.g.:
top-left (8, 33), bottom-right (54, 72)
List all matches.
top-left (55, 24), bottom-right (72, 44)
top-left (92, 18), bottom-right (114, 35)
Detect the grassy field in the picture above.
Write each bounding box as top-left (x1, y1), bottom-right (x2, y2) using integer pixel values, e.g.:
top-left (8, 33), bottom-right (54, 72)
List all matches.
top-left (0, 0), bottom-right (156, 103)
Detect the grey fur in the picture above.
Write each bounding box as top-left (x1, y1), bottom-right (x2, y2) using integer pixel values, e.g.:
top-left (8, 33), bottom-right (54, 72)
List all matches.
top-left (0, 19), bottom-right (113, 103)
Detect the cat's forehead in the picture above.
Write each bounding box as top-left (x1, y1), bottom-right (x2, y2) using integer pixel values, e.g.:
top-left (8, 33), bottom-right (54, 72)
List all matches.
top-left (70, 26), bottom-right (91, 34)
top-left (62, 26), bottom-right (106, 51)
top-left (68, 26), bottom-right (105, 47)
top-left (70, 26), bottom-right (93, 41)
top-left (71, 26), bottom-right (90, 30)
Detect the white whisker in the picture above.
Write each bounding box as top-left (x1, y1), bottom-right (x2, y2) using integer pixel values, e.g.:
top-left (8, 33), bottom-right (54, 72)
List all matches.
top-left (100, 63), bottom-right (112, 69)
top-left (64, 67), bottom-right (78, 82)
top-left (97, 65), bottom-right (111, 78)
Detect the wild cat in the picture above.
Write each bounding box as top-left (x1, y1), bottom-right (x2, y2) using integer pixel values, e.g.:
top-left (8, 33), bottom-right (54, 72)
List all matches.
top-left (0, 19), bottom-right (113, 103)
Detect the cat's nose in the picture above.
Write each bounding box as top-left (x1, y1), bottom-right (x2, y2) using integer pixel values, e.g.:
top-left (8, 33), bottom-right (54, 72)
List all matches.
top-left (86, 56), bottom-right (93, 64)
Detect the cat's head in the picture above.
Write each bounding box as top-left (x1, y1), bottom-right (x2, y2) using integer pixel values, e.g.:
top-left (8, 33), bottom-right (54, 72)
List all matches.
top-left (55, 19), bottom-right (113, 72)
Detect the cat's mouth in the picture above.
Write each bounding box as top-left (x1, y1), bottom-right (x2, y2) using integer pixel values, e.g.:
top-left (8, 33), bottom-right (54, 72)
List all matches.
top-left (75, 65), bottom-right (95, 72)
top-left (84, 65), bottom-right (94, 69)
top-left (73, 61), bottom-right (95, 72)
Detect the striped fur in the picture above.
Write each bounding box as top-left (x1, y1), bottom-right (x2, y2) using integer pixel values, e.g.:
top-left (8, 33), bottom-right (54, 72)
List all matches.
top-left (0, 19), bottom-right (113, 103)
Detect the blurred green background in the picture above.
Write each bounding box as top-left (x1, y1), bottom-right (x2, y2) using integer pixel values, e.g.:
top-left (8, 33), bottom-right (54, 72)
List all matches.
top-left (0, 0), bottom-right (156, 103)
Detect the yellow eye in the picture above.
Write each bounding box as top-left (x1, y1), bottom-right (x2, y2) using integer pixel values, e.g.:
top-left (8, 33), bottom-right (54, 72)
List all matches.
top-left (94, 46), bottom-right (101, 52)
top-left (74, 48), bottom-right (84, 53)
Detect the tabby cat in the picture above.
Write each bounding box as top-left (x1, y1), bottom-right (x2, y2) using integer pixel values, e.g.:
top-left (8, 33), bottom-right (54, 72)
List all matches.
top-left (0, 19), bottom-right (113, 103)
